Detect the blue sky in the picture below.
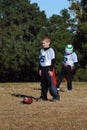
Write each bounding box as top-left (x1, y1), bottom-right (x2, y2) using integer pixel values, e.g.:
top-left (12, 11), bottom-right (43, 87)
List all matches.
top-left (30, 0), bottom-right (70, 18)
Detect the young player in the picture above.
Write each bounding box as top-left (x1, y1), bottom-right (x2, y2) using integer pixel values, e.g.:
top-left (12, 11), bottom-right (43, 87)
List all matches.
top-left (57, 44), bottom-right (78, 91)
top-left (38, 36), bottom-right (60, 101)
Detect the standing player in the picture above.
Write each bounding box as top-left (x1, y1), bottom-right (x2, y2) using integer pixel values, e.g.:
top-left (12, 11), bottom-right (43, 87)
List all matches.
top-left (57, 44), bottom-right (78, 91)
top-left (38, 36), bottom-right (60, 101)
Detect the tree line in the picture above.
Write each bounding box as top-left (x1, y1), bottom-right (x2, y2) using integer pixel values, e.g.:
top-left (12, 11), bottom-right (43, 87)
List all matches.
top-left (0, 0), bottom-right (87, 82)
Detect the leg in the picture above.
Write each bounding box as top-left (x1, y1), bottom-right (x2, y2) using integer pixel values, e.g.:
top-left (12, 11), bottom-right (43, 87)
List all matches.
top-left (66, 66), bottom-right (72, 90)
top-left (46, 70), bottom-right (60, 101)
top-left (57, 66), bottom-right (65, 89)
top-left (40, 69), bottom-right (48, 100)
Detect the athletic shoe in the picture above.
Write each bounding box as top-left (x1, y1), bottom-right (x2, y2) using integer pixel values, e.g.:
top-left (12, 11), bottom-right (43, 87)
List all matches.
top-left (52, 95), bottom-right (60, 102)
top-left (37, 96), bottom-right (48, 101)
top-left (57, 88), bottom-right (60, 91)
top-left (67, 89), bottom-right (72, 92)
top-left (42, 97), bottom-right (48, 101)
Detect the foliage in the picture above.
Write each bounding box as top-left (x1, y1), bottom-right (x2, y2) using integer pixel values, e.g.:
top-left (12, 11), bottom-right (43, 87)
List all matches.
top-left (0, 0), bottom-right (46, 81)
top-left (0, 0), bottom-right (87, 81)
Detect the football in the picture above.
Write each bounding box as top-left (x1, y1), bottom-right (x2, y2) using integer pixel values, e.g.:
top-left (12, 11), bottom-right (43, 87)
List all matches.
top-left (23, 97), bottom-right (33, 104)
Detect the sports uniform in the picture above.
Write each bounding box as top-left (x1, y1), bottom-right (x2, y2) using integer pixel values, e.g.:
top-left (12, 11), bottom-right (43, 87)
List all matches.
top-left (57, 45), bottom-right (78, 91)
top-left (39, 47), bottom-right (60, 101)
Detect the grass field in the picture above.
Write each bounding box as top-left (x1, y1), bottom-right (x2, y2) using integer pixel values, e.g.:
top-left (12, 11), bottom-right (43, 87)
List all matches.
top-left (0, 82), bottom-right (87, 130)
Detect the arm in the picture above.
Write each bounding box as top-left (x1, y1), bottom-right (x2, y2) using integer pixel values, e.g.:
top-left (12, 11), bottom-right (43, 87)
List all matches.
top-left (38, 64), bottom-right (42, 76)
top-left (72, 52), bottom-right (78, 74)
top-left (38, 50), bottom-right (42, 76)
top-left (73, 62), bottom-right (78, 74)
top-left (50, 59), bottom-right (55, 71)
top-left (48, 48), bottom-right (55, 76)
top-left (48, 58), bottom-right (55, 76)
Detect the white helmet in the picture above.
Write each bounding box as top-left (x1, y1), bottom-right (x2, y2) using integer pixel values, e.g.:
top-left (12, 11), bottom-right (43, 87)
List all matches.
top-left (65, 44), bottom-right (73, 54)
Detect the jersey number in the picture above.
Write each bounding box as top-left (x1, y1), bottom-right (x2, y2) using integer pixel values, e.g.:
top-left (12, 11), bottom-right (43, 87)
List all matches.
top-left (40, 56), bottom-right (45, 63)
top-left (64, 57), bottom-right (68, 63)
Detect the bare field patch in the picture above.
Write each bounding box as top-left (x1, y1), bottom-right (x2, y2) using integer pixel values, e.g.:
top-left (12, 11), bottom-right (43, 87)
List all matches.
top-left (0, 82), bottom-right (87, 130)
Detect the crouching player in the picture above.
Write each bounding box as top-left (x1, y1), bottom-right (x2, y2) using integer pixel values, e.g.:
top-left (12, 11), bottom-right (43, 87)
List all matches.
top-left (57, 44), bottom-right (78, 91)
top-left (38, 36), bottom-right (60, 101)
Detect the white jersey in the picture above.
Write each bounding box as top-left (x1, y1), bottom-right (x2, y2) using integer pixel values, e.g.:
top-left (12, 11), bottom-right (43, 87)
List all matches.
top-left (40, 48), bottom-right (55, 67)
top-left (63, 52), bottom-right (78, 67)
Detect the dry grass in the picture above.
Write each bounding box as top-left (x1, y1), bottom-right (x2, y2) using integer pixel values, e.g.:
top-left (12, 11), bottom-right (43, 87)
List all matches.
top-left (0, 82), bottom-right (87, 130)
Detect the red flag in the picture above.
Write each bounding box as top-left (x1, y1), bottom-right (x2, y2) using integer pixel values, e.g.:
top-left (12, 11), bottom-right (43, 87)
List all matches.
top-left (52, 68), bottom-right (57, 86)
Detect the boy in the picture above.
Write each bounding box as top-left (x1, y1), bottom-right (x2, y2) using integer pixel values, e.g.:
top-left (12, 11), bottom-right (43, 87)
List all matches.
top-left (38, 36), bottom-right (60, 101)
top-left (57, 44), bottom-right (78, 91)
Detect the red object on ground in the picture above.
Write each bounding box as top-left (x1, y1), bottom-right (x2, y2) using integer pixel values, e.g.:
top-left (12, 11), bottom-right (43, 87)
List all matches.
top-left (23, 97), bottom-right (33, 104)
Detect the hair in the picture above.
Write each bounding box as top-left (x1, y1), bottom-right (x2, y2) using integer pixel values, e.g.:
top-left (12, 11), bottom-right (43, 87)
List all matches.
top-left (42, 36), bottom-right (51, 43)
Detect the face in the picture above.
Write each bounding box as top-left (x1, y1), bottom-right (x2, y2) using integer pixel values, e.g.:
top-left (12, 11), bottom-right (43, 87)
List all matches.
top-left (42, 39), bottom-right (50, 48)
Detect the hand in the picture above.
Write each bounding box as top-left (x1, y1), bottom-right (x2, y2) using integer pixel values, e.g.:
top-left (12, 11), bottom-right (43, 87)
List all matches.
top-left (48, 71), bottom-right (53, 77)
top-left (71, 66), bottom-right (74, 71)
top-left (39, 70), bottom-right (42, 76)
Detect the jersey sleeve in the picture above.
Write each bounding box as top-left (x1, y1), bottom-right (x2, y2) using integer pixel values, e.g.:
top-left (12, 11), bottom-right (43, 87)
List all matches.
top-left (72, 52), bottom-right (78, 63)
top-left (49, 48), bottom-right (55, 71)
top-left (49, 48), bottom-right (55, 59)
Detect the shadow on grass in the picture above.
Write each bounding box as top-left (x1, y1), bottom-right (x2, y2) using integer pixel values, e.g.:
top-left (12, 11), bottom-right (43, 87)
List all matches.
top-left (33, 88), bottom-right (41, 90)
top-left (11, 93), bottom-right (38, 101)
top-left (11, 93), bottom-right (61, 102)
